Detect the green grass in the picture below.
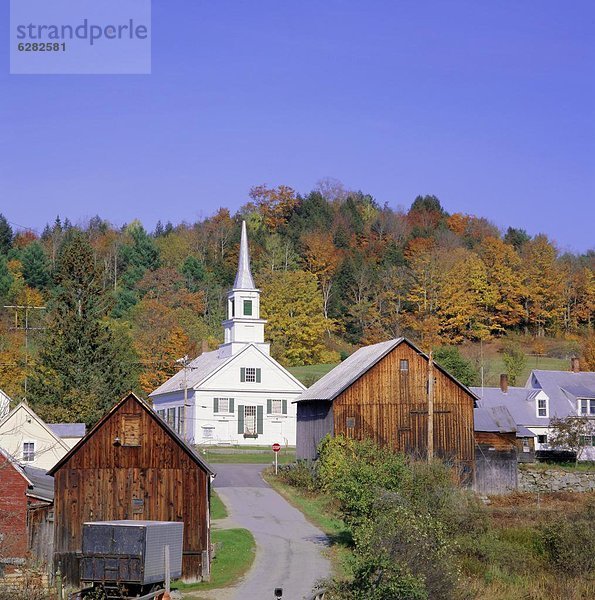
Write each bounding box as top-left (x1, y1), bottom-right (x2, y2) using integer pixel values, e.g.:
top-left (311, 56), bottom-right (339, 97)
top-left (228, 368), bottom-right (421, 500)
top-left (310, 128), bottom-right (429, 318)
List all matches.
top-left (520, 461), bottom-right (595, 472)
top-left (210, 490), bottom-right (228, 520)
top-left (174, 528), bottom-right (255, 594)
top-left (199, 448), bottom-right (296, 464)
top-left (289, 363), bottom-right (338, 385)
top-left (263, 469), bottom-right (352, 577)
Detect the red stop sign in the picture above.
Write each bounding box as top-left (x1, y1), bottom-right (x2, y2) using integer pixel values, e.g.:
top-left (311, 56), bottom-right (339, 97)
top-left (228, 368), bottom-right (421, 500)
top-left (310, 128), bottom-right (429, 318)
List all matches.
top-left (272, 443), bottom-right (281, 452)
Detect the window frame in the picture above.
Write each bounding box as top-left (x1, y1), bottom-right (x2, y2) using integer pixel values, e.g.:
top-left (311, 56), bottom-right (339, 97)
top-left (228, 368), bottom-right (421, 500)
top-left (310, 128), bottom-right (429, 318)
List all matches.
top-left (214, 397), bottom-right (235, 414)
top-left (399, 359), bottom-right (409, 372)
top-left (241, 367), bottom-right (261, 383)
top-left (243, 299), bottom-right (253, 316)
top-left (537, 434), bottom-right (548, 445)
top-left (537, 397), bottom-right (548, 418)
top-left (22, 440), bottom-right (35, 462)
top-left (578, 398), bottom-right (595, 416)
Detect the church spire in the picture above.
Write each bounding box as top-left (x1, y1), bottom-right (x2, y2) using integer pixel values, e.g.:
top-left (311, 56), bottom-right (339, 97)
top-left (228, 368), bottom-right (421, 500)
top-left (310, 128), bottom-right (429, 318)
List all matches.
top-left (234, 221), bottom-right (255, 289)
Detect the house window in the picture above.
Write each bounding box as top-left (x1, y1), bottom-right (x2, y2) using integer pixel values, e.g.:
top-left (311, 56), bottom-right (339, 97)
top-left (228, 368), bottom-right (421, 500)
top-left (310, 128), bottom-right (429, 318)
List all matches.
top-left (267, 399), bottom-right (287, 415)
top-left (157, 409), bottom-right (166, 420)
top-left (537, 434), bottom-right (548, 445)
top-left (537, 398), bottom-right (548, 417)
top-left (579, 398), bottom-right (595, 416)
top-left (214, 398), bottom-right (234, 413)
top-left (400, 359), bottom-right (409, 372)
top-left (244, 300), bottom-right (253, 316)
top-left (22, 441), bottom-right (35, 462)
top-left (167, 408), bottom-right (176, 428)
top-left (175, 407), bottom-right (183, 434)
top-left (241, 367), bottom-right (261, 383)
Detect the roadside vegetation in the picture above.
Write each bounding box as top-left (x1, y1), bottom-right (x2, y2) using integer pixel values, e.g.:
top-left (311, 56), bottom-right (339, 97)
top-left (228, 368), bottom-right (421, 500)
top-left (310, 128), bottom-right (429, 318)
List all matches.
top-left (268, 436), bottom-right (595, 600)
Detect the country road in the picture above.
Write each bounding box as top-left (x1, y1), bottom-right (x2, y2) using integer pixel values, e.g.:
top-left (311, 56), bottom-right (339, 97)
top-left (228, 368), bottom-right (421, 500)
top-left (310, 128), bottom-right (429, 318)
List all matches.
top-left (203, 464), bottom-right (331, 600)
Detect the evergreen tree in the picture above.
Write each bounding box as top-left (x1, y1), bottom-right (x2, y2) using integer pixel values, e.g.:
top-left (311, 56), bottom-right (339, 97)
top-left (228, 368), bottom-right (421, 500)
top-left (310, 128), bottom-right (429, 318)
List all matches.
top-left (21, 241), bottom-right (51, 290)
top-left (433, 346), bottom-right (478, 386)
top-left (0, 214), bottom-right (13, 255)
top-left (29, 231), bottom-right (136, 425)
top-left (0, 255), bottom-right (13, 299)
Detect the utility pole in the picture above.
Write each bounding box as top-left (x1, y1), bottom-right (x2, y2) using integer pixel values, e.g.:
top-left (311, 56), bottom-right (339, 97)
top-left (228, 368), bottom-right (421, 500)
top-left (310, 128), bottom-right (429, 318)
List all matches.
top-left (427, 350), bottom-right (434, 463)
top-left (4, 304), bottom-right (46, 399)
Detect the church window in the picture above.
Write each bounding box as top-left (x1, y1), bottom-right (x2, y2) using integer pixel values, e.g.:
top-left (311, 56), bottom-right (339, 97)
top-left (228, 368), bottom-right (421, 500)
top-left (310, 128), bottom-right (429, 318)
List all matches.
top-left (244, 300), bottom-right (253, 316)
top-left (241, 367), bottom-right (261, 383)
top-left (267, 399), bottom-right (287, 415)
top-left (230, 298), bottom-right (235, 318)
top-left (214, 398), bottom-right (234, 413)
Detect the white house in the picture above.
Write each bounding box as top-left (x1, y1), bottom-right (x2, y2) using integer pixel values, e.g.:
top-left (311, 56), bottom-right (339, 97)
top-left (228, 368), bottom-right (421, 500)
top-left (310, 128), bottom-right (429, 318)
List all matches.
top-left (0, 399), bottom-right (86, 470)
top-left (472, 360), bottom-right (595, 460)
top-left (150, 221), bottom-right (305, 446)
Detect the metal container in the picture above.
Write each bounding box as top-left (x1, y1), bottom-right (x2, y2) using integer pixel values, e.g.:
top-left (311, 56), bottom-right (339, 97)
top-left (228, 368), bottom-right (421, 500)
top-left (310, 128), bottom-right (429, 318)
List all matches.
top-left (80, 520), bottom-right (184, 586)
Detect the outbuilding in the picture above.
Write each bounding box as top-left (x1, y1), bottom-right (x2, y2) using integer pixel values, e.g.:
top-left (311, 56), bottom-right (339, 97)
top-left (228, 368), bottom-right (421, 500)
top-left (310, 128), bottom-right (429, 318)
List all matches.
top-left (295, 338), bottom-right (477, 479)
top-left (49, 392), bottom-right (214, 585)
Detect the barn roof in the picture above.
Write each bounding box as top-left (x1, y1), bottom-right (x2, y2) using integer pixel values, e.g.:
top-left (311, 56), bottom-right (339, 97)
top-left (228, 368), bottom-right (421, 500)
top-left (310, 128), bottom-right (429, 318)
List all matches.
top-left (295, 337), bottom-right (479, 403)
top-left (48, 392), bottom-right (215, 477)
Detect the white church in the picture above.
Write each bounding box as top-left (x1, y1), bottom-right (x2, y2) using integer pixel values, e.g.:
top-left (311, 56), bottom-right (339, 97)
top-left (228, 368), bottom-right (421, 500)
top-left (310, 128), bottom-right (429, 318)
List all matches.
top-left (150, 221), bottom-right (305, 446)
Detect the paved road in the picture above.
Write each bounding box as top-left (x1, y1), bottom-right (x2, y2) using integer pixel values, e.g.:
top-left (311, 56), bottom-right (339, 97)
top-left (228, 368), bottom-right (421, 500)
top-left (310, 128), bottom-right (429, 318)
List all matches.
top-left (212, 464), bottom-right (330, 600)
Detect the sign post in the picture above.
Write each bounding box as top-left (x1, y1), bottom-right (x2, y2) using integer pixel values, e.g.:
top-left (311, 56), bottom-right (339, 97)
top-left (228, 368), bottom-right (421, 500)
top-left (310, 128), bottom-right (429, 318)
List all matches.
top-left (272, 442), bottom-right (281, 475)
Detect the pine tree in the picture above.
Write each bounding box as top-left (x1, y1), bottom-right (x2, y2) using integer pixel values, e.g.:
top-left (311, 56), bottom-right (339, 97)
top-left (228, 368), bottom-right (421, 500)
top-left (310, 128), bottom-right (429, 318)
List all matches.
top-left (21, 241), bottom-right (51, 290)
top-left (29, 231), bottom-right (137, 425)
top-left (0, 214), bottom-right (13, 255)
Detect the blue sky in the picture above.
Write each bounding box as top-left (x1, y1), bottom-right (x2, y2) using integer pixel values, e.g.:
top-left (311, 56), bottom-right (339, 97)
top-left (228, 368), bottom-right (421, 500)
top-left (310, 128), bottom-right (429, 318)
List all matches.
top-left (1, 0), bottom-right (593, 252)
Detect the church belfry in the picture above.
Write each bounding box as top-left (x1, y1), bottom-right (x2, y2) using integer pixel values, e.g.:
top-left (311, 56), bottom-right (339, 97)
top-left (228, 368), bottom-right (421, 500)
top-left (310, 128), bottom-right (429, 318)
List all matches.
top-left (219, 221), bottom-right (270, 357)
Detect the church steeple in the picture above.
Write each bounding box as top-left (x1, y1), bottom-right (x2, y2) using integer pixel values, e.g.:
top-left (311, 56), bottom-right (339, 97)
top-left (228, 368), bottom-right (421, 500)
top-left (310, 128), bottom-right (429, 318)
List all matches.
top-left (234, 221), bottom-right (256, 289)
top-left (219, 221), bottom-right (270, 357)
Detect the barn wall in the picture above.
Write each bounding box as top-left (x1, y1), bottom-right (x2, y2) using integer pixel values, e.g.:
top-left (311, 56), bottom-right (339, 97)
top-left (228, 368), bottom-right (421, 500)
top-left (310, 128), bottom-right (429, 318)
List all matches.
top-left (296, 401), bottom-right (333, 460)
top-left (474, 446), bottom-right (518, 495)
top-left (333, 343), bottom-right (475, 475)
top-left (53, 397), bottom-right (210, 585)
top-left (27, 501), bottom-right (54, 568)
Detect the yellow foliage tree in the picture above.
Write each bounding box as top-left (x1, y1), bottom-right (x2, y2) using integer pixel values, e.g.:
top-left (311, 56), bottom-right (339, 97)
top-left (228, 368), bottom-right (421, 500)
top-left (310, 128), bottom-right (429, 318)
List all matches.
top-left (260, 270), bottom-right (338, 366)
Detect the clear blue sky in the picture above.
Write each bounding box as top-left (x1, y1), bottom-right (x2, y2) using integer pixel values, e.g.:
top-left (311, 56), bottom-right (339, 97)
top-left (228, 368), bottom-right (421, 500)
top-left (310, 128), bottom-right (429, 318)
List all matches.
top-left (1, 0), bottom-right (593, 252)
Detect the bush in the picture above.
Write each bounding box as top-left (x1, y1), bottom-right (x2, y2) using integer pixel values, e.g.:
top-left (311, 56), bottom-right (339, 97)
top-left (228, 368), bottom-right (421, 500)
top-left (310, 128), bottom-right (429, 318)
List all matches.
top-left (278, 460), bottom-right (317, 492)
top-left (539, 503), bottom-right (595, 576)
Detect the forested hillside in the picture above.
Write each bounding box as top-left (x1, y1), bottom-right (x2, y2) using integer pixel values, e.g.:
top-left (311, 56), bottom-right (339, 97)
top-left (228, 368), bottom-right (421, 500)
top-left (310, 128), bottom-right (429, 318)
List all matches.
top-left (0, 184), bottom-right (593, 423)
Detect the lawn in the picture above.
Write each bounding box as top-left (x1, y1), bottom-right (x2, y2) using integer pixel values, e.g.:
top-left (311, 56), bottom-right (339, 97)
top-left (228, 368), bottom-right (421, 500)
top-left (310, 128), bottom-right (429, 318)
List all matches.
top-left (198, 447), bottom-right (296, 464)
top-left (174, 528), bottom-right (255, 595)
top-left (210, 490), bottom-right (228, 520)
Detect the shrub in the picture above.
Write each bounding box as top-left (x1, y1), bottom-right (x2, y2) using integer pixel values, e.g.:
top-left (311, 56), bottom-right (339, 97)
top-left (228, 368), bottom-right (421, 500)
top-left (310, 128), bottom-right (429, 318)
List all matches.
top-left (278, 460), bottom-right (317, 492)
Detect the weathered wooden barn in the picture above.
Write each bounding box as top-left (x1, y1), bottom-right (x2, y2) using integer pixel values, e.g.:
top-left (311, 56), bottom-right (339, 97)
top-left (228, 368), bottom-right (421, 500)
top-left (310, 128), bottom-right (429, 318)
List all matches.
top-left (48, 392), bottom-right (214, 585)
top-left (0, 449), bottom-right (54, 571)
top-left (296, 338), bottom-right (477, 478)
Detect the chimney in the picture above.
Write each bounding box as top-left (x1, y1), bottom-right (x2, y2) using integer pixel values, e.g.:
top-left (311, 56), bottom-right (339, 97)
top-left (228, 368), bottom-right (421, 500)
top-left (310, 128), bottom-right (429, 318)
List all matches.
top-left (571, 357), bottom-right (580, 373)
top-left (500, 373), bottom-right (509, 393)
top-left (201, 339), bottom-right (209, 354)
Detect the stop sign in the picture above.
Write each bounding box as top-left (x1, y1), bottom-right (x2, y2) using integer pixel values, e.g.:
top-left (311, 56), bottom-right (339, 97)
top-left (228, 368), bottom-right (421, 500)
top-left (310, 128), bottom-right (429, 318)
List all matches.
top-left (272, 443), bottom-right (281, 452)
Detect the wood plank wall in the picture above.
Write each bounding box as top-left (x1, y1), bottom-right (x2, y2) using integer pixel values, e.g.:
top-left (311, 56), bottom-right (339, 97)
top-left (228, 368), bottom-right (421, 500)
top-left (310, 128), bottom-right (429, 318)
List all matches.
top-left (296, 401), bottom-right (333, 460)
top-left (333, 343), bottom-right (475, 474)
top-left (53, 396), bottom-right (210, 584)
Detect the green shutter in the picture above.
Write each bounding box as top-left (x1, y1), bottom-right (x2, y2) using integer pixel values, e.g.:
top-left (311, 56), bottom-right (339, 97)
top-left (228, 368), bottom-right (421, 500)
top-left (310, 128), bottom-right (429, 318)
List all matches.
top-left (240, 368), bottom-right (246, 382)
top-left (257, 406), bottom-right (263, 434)
top-left (256, 368), bottom-right (261, 383)
top-left (213, 398), bottom-right (219, 413)
top-left (229, 398), bottom-right (234, 413)
top-left (237, 405), bottom-right (244, 434)
top-left (282, 399), bottom-right (287, 414)
top-left (267, 399), bottom-right (272, 414)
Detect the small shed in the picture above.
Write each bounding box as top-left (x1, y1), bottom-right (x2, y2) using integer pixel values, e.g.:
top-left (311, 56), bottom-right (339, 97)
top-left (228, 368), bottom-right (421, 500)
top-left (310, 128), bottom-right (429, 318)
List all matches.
top-left (295, 338), bottom-right (477, 479)
top-left (0, 449), bottom-right (54, 571)
top-left (48, 392), bottom-right (214, 585)
top-left (474, 406), bottom-right (518, 495)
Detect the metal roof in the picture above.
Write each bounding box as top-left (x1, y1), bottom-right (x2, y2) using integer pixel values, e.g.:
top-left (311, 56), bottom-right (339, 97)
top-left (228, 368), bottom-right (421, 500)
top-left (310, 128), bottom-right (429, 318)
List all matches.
top-left (149, 349), bottom-right (232, 396)
top-left (296, 339), bottom-right (403, 402)
top-left (48, 423), bottom-right (86, 438)
top-left (233, 220), bottom-right (256, 290)
top-left (22, 464), bottom-right (54, 502)
top-left (472, 386), bottom-right (546, 426)
top-left (474, 406), bottom-right (517, 433)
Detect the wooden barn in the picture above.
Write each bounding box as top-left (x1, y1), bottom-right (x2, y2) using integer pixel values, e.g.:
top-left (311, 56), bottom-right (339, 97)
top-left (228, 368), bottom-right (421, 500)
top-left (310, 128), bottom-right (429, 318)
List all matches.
top-left (296, 338), bottom-right (477, 478)
top-left (0, 449), bottom-right (54, 572)
top-left (48, 392), bottom-right (214, 585)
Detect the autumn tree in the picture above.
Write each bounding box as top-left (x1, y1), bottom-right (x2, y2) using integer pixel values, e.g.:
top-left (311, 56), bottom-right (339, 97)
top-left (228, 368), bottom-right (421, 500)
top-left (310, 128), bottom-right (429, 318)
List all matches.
top-left (249, 185), bottom-right (299, 230)
top-left (260, 269), bottom-right (338, 366)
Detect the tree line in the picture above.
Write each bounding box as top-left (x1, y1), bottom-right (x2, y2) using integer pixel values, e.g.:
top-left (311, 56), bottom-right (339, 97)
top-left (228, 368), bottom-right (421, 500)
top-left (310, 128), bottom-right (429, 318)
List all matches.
top-left (0, 183), bottom-right (593, 423)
